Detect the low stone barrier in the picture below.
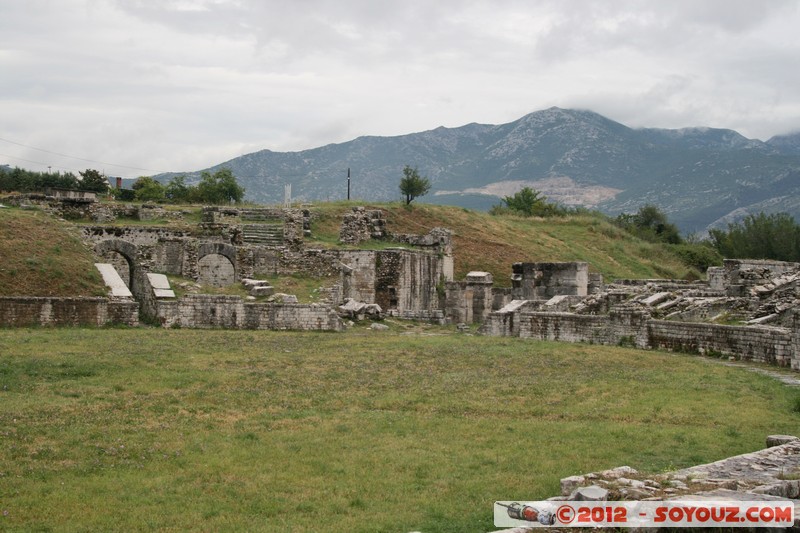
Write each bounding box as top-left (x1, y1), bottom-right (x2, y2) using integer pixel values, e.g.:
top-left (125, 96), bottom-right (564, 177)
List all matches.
top-left (504, 310), bottom-right (799, 370)
top-left (0, 297), bottom-right (139, 327)
top-left (648, 320), bottom-right (793, 367)
top-left (156, 295), bottom-right (344, 331)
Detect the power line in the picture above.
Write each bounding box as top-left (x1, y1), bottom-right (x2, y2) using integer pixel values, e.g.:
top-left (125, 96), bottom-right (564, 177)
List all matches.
top-left (0, 152), bottom-right (80, 173)
top-left (0, 137), bottom-right (167, 174)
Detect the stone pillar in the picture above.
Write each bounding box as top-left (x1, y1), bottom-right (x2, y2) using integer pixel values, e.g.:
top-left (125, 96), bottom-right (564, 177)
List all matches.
top-left (792, 310), bottom-right (800, 371)
top-left (465, 271), bottom-right (494, 324)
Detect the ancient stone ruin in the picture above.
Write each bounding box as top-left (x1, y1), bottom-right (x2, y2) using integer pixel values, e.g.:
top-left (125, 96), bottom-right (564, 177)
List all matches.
top-left (494, 435), bottom-right (800, 532)
top-left (0, 199), bottom-right (799, 373)
top-left (64, 206), bottom-right (453, 330)
top-left (478, 259), bottom-right (800, 371)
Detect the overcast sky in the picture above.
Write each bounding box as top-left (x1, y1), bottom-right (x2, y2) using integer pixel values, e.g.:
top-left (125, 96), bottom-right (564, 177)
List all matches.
top-left (2, 0), bottom-right (800, 178)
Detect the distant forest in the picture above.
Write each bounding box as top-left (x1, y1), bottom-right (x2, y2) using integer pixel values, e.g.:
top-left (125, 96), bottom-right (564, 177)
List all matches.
top-left (0, 166), bottom-right (108, 193)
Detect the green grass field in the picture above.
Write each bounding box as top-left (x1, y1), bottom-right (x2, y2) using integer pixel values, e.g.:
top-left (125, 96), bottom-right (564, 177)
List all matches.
top-left (1, 326), bottom-right (798, 532)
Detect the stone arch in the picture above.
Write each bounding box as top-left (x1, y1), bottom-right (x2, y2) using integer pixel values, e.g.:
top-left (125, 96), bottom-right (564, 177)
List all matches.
top-left (197, 242), bottom-right (237, 287)
top-left (95, 239), bottom-right (138, 290)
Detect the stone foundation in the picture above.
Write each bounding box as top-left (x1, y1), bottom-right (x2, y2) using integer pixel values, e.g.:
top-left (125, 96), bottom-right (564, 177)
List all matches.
top-left (157, 295), bottom-right (344, 331)
top-left (0, 297), bottom-right (139, 327)
top-left (495, 309), bottom-right (799, 369)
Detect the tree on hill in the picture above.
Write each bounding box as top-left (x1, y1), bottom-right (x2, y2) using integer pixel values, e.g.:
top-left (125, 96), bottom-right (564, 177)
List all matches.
top-left (708, 212), bottom-right (800, 261)
top-left (495, 186), bottom-right (566, 217)
top-left (78, 169), bottom-right (109, 193)
top-left (197, 168), bottom-right (245, 204)
top-left (399, 165), bottom-right (430, 205)
top-left (132, 176), bottom-right (166, 202)
top-left (165, 175), bottom-right (194, 203)
top-left (615, 204), bottom-right (682, 244)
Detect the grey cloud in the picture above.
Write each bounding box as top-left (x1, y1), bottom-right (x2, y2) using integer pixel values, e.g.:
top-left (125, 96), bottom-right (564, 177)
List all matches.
top-left (1, 0), bottom-right (799, 175)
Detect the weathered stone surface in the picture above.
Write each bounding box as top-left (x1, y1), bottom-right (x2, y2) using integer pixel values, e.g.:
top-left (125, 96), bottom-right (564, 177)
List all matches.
top-left (0, 297), bottom-right (139, 327)
top-left (766, 434), bottom-right (799, 447)
top-left (370, 322), bottom-right (389, 331)
top-left (242, 278), bottom-right (271, 289)
top-left (249, 286), bottom-right (274, 297)
top-left (570, 485), bottom-right (608, 501)
top-left (600, 465), bottom-right (639, 479)
top-left (642, 291), bottom-right (671, 306)
top-left (338, 298), bottom-right (383, 318)
top-left (156, 295), bottom-right (343, 331)
top-left (270, 293), bottom-right (298, 304)
top-left (147, 273), bottom-right (176, 298)
top-left (95, 263), bottom-right (133, 298)
top-left (560, 475), bottom-right (586, 496)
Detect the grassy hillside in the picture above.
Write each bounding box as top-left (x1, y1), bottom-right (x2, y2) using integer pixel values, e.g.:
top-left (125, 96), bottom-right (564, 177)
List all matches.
top-left (308, 202), bottom-right (696, 284)
top-left (0, 201), bottom-right (695, 298)
top-left (0, 207), bottom-right (105, 297)
top-left (1, 328), bottom-right (798, 532)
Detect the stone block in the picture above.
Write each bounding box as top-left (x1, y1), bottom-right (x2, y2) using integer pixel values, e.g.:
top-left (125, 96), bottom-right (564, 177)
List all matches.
top-left (570, 485), bottom-right (608, 501)
top-left (766, 435), bottom-right (799, 447)
top-left (465, 271), bottom-right (493, 283)
top-left (153, 288), bottom-right (176, 298)
top-left (95, 263), bottom-right (133, 298)
top-left (250, 286), bottom-right (274, 297)
top-left (147, 273), bottom-right (172, 290)
top-left (560, 475), bottom-right (586, 496)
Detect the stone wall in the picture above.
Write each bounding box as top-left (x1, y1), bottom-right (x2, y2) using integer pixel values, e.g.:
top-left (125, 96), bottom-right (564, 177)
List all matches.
top-left (519, 307), bottom-right (650, 348)
top-left (0, 297), bottom-right (139, 327)
top-left (498, 309), bottom-right (798, 369)
top-left (445, 272), bottom-right (494, 324)
top-left (721, 259), bottom-right (800, 296)
top-left (512, 262), bottom-right (589, 300)
top-left (648, 320), bottom-right (794, 367)
top-left (156, 295), bottom-right (343, 331)
top-left (339, 207), bottom-right (386, 244)
top-left (480, 300), bottom-right (536, 337)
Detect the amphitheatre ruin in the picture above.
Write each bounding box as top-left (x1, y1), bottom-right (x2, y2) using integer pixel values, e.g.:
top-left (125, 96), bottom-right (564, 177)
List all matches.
top-left (0, 190), bottom-right (798, 529)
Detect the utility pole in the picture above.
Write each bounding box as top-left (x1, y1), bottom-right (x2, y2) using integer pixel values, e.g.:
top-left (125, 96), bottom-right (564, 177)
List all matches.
top-left (347, 167), bottom-right (350, 200)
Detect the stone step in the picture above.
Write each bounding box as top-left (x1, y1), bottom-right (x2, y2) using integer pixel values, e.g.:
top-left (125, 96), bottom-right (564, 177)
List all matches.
top-left (242, 224), bottom-right (284, 244)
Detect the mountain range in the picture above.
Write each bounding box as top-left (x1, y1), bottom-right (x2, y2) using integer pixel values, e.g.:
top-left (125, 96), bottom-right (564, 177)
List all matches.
top-left (154, 107), bottom-right (800, 233)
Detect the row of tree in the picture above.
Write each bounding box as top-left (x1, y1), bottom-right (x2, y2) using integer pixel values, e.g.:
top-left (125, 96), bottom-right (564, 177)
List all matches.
top-left (0, 167), bottom-right (110, 193)
top-left (128, 169), bottom-right (245, 205)
top-left (0, 165), bottom-right (246, 205)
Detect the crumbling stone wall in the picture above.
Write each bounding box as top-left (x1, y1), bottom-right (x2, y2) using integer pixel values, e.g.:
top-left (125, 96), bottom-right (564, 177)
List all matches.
top-left (512, 262), bottom-right (589, 300)
top-left (339, 207), bottom-right (386, 244)
top-left (519, 307), bottom-right (649, 348)
top-left (500, 309), bottom-right (798, 369)
top-left (480, 300), bottom-right (537, 337)
top-left (0, 297), bottom-right (139, 327)
top-left (156, 295), bottom-right (343, 331)
top-left (201, 206), bottom-right (309, 248)
top-left (649, 320), bottom-right (794, 366)
top-left (721, 259), bottom-right (800, 296)
top-left (391, 227), bottom-right (454, 281)
top-left (374, 249), bottom-right (443, 316)
top-left (445, 272), bottom-right (494, 324)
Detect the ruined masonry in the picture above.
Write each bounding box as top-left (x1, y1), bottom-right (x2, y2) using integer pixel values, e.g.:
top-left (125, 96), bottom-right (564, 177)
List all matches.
top-left (494, 435), bottom-right (800, 532)
top-left (478, 259), bottom-right (800, 372)
top-left (76, 206), bottom-right (453, 330)
top-left (4, 193), bottom-right (800, 363)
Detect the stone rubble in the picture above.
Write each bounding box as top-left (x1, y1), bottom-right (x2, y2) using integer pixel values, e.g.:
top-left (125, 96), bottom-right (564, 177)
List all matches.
top-left (494, 435), bottom-right (800, 533)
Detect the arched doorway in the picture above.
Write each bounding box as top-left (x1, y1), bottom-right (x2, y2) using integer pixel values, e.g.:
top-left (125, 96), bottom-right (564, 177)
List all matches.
top-left (197, 242), bottom-right (237, 287)
top-left (95, 239), bottom-right (138, 290)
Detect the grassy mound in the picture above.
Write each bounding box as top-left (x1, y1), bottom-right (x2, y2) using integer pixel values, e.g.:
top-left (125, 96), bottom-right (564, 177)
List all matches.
top-left (308, 202), bottom-right (696, 284)
top-left (0, 207), bottom-right (105, 297)
top-left (1, 328), bottom-right (798, 532)
top-left (0, 200), bottom-right (695, 298)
